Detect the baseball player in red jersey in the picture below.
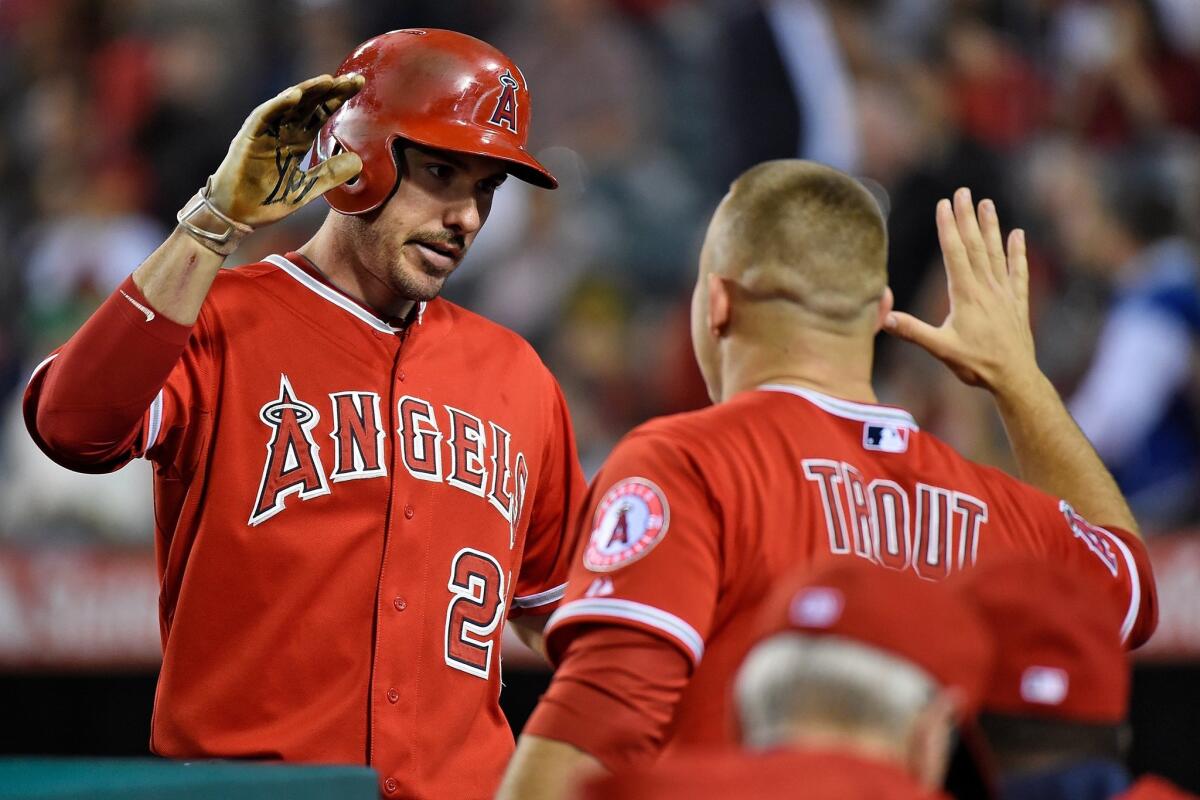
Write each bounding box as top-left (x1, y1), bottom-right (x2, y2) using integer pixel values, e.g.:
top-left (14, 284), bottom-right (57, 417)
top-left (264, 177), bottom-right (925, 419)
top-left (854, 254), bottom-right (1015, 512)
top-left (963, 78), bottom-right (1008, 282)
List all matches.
top-left (580, 562), bottom-right (998, 800)
top-left (965, 558), bottom-right (1197, 800)
top-left (496, 161), bottom-right (1158, 800)
top-left (23, 30), bottom-right (585, 800)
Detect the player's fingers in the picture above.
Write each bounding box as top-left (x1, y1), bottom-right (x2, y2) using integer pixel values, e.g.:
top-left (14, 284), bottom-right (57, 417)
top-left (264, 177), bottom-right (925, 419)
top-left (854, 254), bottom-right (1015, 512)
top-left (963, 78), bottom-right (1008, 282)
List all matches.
top-left (308, 151), bottom-right (364, 196)
top-left (883, 310), bottom-right (952, 359)
top-left (248, 85), bottom-right (304, 136)
top-left (952, 188), bottom-right (993, 285)
top-left (935, 198), bottom-right (977, 298)
top-left (282, 74), bottom-right (338, 128)
top-left (299, 77), bottom-right (362, 130)
top-left (1008, 228), bottom-right (1029, 315)
top-left (978, 198), bottom-right (1008, 284)
top-left (317, 74), bottom-right (364, 116)
top-left (331, 71), bottom-right (365, 97)
top-left (252, 75), bottom-right (336, 135)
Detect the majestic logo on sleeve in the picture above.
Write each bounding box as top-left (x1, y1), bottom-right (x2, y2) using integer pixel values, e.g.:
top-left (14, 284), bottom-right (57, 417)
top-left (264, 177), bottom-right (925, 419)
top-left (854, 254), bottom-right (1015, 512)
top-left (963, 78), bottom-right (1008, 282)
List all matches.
top-left (584, 478), bottom-right (670, 572)
top-left (250, 375), bottom-right (331, 525)
top-left (488, 70), bottom-right (520, 133)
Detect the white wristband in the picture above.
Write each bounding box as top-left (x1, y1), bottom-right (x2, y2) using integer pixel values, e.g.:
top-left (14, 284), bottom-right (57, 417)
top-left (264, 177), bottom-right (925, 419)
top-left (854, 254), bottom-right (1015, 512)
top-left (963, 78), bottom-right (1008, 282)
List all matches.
top-left (176, 177), bottom-right (254, 256)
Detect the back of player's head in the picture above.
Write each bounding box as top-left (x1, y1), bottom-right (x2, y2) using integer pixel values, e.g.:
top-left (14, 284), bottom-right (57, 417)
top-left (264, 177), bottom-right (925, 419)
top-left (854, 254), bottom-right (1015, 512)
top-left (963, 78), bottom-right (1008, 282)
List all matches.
top-left (710, 160), bottom-right (888, 326)
top-left (735, 562), bottom-right (995, 788)
top-left (736, 633), bottom-right (939, 748)
top-left (963, 558), bottom-right (1131, 773)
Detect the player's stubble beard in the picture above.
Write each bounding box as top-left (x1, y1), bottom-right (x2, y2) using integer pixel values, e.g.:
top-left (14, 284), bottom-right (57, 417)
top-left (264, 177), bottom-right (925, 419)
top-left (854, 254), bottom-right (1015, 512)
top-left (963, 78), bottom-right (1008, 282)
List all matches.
top-left (345, 214), bottom-right (467, 304)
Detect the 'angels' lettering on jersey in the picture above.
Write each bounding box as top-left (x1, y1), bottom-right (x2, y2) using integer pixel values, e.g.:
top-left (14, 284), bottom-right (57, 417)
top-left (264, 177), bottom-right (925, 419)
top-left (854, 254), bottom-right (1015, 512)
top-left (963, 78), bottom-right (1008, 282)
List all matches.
top-left (251, 374), bottom-right (529, 531)
top-left (802, 458), bottom-right (988, 579)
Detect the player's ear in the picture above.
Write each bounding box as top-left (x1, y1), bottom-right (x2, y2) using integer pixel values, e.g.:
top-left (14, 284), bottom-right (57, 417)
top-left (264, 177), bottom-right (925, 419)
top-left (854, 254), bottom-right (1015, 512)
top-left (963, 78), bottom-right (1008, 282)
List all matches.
top-left (874, 287), bottom-right (895, 334)
top-left (907, 688), bottom-right (962, 791)
top-left (708, 273), bottom-right (732, 337)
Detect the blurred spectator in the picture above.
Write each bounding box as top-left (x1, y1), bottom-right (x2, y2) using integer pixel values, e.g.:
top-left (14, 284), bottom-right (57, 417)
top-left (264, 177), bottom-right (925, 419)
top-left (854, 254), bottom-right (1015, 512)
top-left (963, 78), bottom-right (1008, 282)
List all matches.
top-left (25, 161), bottom-right (164, 342)
top-left (719, 0), bottom-right (859, 182)
top-left (1034, 147), bottom-right (1200, 531)
top-left (1053, 0), bottom-right (1200, 146)
top-left (857, 61), bottom-right (1007, 320)
top-left (135, 17), bottom-right (249, 224)
top-left (289, 0), bottom-right (364, 78)
top-left (0, 394), bottom-right (155, 543)
top-left (499, 0), bottom-right (656, 168)
top-left (944, 8), bottom-right (1050, 152)
top-left (2, 155), bottom-right (161, 544)
top-left (1154, 0), bottom-right (1200, 56)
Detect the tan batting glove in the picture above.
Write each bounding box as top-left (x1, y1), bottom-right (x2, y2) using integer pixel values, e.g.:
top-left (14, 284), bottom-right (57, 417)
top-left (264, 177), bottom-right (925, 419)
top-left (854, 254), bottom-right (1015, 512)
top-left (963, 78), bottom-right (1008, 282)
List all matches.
top-left (177, 73), bottom-right (365, 253)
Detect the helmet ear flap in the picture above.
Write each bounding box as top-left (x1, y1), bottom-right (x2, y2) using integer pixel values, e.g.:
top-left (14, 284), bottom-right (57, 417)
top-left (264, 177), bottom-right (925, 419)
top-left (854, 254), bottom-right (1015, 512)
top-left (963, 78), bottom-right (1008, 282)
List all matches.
top-left (321, 130), bottom-right (400, 215)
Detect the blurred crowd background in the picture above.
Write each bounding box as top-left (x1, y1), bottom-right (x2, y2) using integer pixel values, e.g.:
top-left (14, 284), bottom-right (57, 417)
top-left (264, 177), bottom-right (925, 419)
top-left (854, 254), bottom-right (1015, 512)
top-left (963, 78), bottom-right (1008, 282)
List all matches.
top-left (0, 0), bottom-right (1199, 546)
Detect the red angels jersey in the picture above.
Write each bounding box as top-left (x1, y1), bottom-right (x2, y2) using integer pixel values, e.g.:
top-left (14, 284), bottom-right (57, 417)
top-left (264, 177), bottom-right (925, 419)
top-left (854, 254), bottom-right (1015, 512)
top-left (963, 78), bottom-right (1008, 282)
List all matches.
top-left (1118, 776), bottom-right (1200, 800)
top-left (25, 254), bottom-right (585, 800)
top-left (544, 385), bottom-right (1156, 751)
top-left (581, 749), bottom-right (950, 800)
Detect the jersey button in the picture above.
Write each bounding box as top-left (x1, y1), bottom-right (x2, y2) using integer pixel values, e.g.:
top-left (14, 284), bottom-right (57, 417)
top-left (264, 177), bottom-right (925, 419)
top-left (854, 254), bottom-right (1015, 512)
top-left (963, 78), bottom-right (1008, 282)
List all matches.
top-left (404, 504), bottom-right (415, 520)
top-left (398, 370), bottom-right (406, 382)
top-left (393, 596), bottom-right (407, 612)
top-left (383, 777), bottom-right (398, 794)
top-left (387, 688), bottom-right (399, 704)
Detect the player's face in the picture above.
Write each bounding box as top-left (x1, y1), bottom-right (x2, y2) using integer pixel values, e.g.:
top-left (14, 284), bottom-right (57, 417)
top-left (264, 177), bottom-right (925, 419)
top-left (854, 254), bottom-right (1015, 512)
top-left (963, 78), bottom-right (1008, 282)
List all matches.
top-left (355, 145), bottom-right (508, 301)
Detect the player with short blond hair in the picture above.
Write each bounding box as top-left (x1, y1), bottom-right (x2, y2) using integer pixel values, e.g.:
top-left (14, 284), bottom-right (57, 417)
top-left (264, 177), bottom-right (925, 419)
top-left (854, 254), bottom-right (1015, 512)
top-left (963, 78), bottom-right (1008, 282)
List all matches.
top-left (710, 160), bottom-right (888, 322)
top-left (496, 161), bottom-right (1157, 800)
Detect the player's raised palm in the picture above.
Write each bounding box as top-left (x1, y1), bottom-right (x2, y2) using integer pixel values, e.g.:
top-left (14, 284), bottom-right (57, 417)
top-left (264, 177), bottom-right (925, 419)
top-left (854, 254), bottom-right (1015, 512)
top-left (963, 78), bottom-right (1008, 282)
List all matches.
top-left (885, 188), bottom-right (1040, 395)
top-left (207, 73), bottom-right (365, 228)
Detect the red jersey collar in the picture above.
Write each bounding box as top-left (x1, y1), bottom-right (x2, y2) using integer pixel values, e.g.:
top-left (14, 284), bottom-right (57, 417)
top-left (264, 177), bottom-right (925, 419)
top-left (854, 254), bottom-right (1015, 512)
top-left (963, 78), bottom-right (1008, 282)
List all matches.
top-left (265, 252), bottom-right (428, 333)
top-left (758, 383), bottom-right (919, 431)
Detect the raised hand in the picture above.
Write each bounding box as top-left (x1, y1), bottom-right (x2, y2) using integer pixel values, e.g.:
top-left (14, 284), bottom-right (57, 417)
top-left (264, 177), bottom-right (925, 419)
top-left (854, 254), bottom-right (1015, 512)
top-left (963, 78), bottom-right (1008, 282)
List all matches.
top-left (206, 73), bottom-right (365, 228)
top-left (884, 188), bottom-right (1039, 396)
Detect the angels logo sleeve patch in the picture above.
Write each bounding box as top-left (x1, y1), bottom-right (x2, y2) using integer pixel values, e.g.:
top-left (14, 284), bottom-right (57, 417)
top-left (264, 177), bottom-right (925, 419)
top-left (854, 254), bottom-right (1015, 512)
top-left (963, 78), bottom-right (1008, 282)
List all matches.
top-left (584, 477), bottom-right (670, 572)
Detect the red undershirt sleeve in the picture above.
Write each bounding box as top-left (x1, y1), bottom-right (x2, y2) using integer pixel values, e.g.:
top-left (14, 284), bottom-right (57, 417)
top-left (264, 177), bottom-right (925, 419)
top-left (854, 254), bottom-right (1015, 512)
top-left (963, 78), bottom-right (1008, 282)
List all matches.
top-left (24, 275), bottom-right (194, 471)
top-left (522, 624), bottom-right (692, 772)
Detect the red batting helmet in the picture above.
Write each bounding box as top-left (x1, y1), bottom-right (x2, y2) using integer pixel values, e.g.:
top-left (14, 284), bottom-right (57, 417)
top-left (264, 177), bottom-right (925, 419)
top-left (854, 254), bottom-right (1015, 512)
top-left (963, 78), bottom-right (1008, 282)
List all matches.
top-left (316, 28), bottom-right (557, 215)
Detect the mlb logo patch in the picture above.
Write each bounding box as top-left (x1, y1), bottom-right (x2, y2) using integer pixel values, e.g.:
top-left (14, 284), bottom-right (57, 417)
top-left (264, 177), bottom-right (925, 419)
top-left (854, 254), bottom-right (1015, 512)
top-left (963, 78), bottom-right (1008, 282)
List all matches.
top-left (863, 422), bottom-right (909, 453)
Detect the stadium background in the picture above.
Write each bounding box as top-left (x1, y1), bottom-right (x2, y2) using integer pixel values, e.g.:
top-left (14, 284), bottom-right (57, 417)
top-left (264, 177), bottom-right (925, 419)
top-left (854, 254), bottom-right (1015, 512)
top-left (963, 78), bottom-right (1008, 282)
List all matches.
top-left (0, 0), bottom-right (1198, 791)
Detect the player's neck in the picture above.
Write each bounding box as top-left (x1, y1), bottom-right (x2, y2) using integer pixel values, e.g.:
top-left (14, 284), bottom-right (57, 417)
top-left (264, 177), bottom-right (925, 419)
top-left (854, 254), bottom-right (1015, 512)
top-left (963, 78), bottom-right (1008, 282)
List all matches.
top-left (777, 723), bottom-right (911, 773)
top-left (718, 331), bottom-right (878, 405)
top-left (298, 223), bottom-right (418, 321)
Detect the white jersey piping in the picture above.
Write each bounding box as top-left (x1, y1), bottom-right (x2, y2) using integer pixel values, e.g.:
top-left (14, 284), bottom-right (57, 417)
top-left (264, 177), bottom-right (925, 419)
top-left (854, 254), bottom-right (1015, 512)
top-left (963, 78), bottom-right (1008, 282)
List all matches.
top-left (264, 254), bottom-right (426, 333)
top-left (547, 597), bottom-right (705, 664)
top-left (512, 582), bottom-right (567, 609)
top-left (759, 383), bottom-right (919, 430)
